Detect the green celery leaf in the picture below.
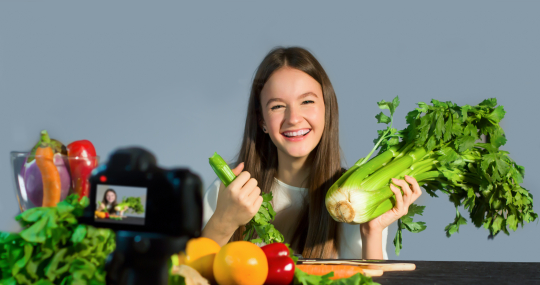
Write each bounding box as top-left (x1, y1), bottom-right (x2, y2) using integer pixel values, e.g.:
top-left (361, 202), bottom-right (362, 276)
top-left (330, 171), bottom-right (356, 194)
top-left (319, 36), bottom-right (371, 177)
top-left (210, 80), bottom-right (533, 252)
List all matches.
top-left (377, 96), bottom-right (399, 116)
top-left (416, 102), bottom-right (429, 113)
top-left (444, 208), bottom-right (467, 237)
top-left (407, 204), bottom-right (425, 216)
top-left (70, 225), bottom-right (87, 245)
top-left (486, 105), bottom-right (505, 124)
top-left (426, 136), bottom-right (437, 151)
top-left (293, 268), bottom-right (333, 285)
top-left (393, 219), bottom-right (403, 256)
top-left (333, 273), bottom-right (380, 285)
top-left (15, 208), bottom-right (47, 224)
top-left (12, 243), bottom-right (33, 276)
top-left (434, 110), bottom-right (445, 139)
top-left (392, 96), bottom-right (400, 110)
top-left (461, 105), bottom-right (471, 123)
top-left (506, 214), bottom-right (518, 231)
top-left (403, 221), bottom-right (427, 233)
top-left (443, 114), bottom-right (453, 141)
top-left (20, 216), bottom-right (49, 243)
top-left (491, 215), bottom-right (504, 234)
top-left (375, 112), bottom-right (391, 124)
top-left (479, 98), bottom-right (497, 108)
top-left (262, 193), bottom-right (273, 203)
top-left (0, 232), bottom-right (21, 244)
top-left (456, 136), bottom-right (477, 152)
top-left (406, 110), bottom-right (420, 124)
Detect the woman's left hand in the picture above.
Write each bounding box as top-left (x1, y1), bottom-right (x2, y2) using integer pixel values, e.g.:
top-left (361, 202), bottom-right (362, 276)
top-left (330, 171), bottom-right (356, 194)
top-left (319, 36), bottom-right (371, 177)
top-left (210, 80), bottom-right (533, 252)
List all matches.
top-left (362, 175), bottom-right (422, 233)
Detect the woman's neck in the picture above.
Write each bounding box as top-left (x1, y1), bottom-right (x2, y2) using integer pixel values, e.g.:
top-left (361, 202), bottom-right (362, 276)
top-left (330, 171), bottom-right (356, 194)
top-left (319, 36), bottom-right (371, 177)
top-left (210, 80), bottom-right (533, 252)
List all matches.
top-left (276, 151), bottom-right (311, 188)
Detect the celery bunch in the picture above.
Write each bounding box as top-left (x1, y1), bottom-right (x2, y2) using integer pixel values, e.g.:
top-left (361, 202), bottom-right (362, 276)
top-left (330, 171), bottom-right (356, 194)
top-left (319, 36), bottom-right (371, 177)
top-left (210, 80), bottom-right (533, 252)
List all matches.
top-left (325, 97), bottom-right (537, 255)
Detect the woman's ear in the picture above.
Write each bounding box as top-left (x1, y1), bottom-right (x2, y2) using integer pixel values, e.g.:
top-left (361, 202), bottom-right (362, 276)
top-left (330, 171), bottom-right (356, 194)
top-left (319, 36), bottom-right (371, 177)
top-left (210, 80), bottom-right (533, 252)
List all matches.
top-left (259, 119), bottom-right (268, 133)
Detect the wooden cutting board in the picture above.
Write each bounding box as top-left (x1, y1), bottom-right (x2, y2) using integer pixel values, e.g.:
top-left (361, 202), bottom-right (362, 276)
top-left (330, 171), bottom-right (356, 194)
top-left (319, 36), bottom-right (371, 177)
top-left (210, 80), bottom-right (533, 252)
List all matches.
top-left (299, 259), bottom-right (416, 272)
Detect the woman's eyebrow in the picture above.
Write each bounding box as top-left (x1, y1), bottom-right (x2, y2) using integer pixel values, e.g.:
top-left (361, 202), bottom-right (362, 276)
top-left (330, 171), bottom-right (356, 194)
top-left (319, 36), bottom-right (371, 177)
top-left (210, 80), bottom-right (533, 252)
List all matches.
top-left (265, 92), bottom-right (318, 106)
top-left (299, 92), bottom-right (318, 99)
top-left (266, 98), bottom-right (284, 106)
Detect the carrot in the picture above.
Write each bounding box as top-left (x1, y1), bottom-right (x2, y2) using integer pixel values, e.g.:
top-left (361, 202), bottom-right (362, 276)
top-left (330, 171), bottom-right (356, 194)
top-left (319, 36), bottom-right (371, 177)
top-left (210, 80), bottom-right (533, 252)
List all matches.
top-left (296, 264), bottom-right (364, 280)
top-left (35, 130), bottom-right (62, 207)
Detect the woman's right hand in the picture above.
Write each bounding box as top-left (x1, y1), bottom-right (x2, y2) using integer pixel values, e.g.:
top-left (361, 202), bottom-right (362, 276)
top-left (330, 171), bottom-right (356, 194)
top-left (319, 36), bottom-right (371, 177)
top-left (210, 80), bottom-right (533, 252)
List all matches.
top-left (214, 162), bottom-right (263, 229)
top-left (202, 162), bottom-right (263, 246)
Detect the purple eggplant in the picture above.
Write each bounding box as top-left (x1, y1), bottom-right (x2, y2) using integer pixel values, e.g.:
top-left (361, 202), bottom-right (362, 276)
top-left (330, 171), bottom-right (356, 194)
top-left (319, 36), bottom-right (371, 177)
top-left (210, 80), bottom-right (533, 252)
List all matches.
top-left (22, 139), bottom-right (71, 207)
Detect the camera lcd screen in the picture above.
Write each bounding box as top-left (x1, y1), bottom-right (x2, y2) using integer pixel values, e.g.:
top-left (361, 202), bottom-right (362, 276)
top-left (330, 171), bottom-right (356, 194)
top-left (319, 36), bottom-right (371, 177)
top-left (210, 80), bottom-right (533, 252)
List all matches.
top-left (95, 184), bottom-right (147, 226)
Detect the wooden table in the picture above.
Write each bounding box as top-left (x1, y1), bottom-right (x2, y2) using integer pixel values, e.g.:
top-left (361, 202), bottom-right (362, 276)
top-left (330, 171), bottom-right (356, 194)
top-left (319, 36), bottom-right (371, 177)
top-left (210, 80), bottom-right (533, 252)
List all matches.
top-left (369, 260), bottom-right (540, 284)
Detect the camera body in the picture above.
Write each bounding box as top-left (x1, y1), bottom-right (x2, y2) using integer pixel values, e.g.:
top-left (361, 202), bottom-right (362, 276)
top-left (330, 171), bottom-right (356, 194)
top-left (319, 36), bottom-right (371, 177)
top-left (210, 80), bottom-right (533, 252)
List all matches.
top-left (78, 147), bottom-right (204, 285)
top-left (79, 147), bottom-right (203, 238)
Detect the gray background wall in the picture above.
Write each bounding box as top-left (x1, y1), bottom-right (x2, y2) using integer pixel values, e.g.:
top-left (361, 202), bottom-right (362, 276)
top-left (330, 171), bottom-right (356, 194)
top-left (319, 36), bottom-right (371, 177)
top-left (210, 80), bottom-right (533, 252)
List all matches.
top-left (1, 1), bottom-right (538, 261)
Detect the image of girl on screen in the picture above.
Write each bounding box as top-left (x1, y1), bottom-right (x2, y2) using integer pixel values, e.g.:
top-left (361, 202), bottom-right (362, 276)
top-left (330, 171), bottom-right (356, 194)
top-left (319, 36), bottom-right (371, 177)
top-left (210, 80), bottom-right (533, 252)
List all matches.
top-left (97, 188), bottom-right (127, 216)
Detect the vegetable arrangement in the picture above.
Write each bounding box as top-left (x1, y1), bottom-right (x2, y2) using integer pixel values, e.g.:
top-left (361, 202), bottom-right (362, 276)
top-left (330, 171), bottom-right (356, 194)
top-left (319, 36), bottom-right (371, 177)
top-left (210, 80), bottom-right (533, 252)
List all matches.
top-left (0, 195), bottom-right (116, 285)
top-left (21, 130), bottom-right (98, 208)
top-left (325, 97), bottom-right (537, 255)
top-left (207, 153), bottom-right (379, 285)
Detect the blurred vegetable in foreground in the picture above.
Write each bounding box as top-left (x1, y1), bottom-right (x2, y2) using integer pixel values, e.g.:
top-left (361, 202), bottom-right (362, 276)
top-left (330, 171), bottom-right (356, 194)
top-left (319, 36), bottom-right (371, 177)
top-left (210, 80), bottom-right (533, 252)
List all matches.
top-left (0, 195), bottom-right (115, 285)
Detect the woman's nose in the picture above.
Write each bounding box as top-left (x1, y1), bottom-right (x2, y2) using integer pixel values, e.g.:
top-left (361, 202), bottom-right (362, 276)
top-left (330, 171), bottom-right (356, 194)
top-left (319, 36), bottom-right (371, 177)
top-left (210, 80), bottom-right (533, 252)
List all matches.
top-left (285, 106), bottom-right (302, 125)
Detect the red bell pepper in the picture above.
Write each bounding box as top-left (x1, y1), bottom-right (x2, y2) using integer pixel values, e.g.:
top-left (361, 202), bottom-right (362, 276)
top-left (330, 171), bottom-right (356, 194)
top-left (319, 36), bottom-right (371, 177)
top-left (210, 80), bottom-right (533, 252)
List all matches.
top-left (67, 140), bottom-right (97, 200)
top-left (261, 243), bottom-right (295, 285)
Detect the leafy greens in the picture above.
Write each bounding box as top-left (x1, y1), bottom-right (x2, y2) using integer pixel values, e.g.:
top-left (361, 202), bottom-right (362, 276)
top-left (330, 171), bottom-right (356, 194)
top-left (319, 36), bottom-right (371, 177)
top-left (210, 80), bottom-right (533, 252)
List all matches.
top-left (0, 195), bottom-right (115, 285)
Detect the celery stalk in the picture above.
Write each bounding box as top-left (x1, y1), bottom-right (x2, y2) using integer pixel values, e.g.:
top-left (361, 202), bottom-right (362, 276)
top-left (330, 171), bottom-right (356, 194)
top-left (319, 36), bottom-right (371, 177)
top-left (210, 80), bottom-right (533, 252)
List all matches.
top-left (209, 152), bottom-right (236, 187)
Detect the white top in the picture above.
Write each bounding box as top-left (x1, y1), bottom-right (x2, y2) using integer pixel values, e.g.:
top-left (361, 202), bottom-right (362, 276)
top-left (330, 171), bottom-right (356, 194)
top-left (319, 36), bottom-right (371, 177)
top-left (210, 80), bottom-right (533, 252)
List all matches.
top-left (202, 177), bottom-right (389, 259)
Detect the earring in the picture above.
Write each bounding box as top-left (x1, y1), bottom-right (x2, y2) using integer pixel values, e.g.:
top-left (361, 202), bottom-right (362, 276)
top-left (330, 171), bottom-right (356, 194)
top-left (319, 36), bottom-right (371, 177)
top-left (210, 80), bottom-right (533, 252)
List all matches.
top-left (263, 126), bottom-right (267, 132)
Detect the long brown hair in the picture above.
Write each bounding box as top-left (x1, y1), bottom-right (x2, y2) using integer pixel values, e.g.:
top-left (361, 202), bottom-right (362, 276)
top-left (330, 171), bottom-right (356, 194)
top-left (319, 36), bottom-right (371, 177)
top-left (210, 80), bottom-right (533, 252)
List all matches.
top-left (232, 47), bottom-right (343, 258)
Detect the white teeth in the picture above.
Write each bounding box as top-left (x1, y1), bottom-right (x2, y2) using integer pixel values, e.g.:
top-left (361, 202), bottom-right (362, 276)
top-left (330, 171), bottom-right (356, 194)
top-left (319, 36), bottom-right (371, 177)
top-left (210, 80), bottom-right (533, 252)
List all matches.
top-left (283, 129), bottom-right (311, 137)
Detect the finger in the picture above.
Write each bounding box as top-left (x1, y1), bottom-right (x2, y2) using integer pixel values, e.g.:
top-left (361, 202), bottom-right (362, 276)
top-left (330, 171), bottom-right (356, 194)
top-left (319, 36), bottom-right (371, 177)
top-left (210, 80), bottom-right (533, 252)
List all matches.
top-left (392, 178), bottom-right (413, 205)
top-left (247, 186), bottom-right (261, 200)
top-left (229, 171), bottom-right (251, 190)
top-left (405, 175), bottom-right (422, 200)
top-left (242, 178), bottom-right (258, 195)
top-left (390, 183), bottom-right (404, 212)
top-left (235, 178), bottom-right (257, 204)
top-left (231, 162), bottom-right (244, 176)
top-left (252, 195), bottom-right (264, 212)
top-left (246, 187), bottom-right (261, 208)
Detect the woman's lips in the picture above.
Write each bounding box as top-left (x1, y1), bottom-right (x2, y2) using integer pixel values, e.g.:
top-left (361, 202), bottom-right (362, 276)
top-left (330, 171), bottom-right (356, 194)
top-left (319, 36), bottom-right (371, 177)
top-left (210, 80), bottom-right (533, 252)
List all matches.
top-left (281, 129), bottom-right (311, 142)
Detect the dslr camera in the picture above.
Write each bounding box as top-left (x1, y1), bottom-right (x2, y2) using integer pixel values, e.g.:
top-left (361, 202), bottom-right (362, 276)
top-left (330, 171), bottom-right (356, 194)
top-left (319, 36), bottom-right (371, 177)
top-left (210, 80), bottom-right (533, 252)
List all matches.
top-left (79, 147), bottom-right (203, 285)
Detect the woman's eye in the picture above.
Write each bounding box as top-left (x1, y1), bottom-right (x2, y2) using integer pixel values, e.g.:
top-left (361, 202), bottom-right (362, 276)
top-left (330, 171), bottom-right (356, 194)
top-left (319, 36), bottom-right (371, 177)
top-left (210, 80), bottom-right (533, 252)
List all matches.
top-left (270, 105), bottom-right (284, 110)
top-left (302, 100), bottom-right (315, 104)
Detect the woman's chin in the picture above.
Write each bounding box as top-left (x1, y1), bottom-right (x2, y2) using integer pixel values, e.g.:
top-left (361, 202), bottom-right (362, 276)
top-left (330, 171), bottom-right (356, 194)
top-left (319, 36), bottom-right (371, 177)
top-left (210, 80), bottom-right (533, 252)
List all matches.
top-left (279, 147), bottom-right (314, 160)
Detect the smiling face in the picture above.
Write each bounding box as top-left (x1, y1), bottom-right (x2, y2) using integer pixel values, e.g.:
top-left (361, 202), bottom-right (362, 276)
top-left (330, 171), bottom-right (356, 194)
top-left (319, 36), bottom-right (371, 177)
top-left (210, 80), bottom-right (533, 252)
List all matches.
top-left (106, 191), bottom-right (116, 203)
top-left (260, 67), bottom-right (325, 160)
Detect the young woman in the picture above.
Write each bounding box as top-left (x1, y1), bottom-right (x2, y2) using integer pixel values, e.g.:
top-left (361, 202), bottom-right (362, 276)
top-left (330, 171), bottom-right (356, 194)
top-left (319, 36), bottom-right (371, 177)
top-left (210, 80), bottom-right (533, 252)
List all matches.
top-left (97, 188), bottom-right (127, 216)
top-left (201, 47), bottom-right (422, 259)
